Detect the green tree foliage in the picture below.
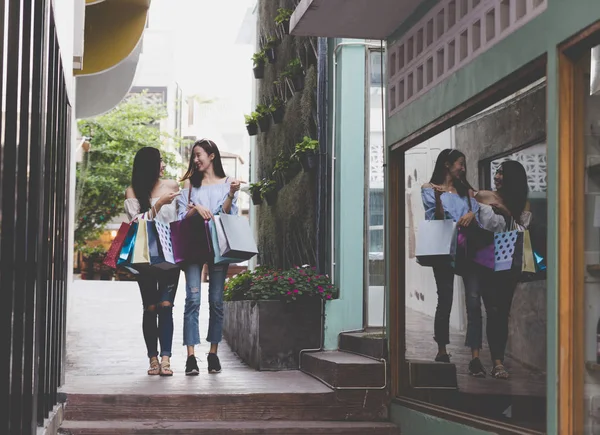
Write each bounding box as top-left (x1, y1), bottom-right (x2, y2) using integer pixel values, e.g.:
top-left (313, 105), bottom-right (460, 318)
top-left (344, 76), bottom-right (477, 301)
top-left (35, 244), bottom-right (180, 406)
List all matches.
top-left (75, 94), bottom-right (184, 249)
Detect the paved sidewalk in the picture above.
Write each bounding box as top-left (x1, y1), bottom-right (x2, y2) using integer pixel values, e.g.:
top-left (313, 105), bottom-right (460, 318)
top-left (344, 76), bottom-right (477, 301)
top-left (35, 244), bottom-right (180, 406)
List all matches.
top-left (65, 274), bottom-right (243, 377)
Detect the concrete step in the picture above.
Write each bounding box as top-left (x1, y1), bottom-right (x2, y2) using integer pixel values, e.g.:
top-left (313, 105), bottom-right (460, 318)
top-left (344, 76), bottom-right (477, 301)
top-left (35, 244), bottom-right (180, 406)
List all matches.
top-left (301, 350), bottom-right (386, 388)
top-left (63, 391), bottom-right (387, 422)
top-left (338, 331), bottom-right (388, 360)
top-left (59, 420), bottom-right (400, 434)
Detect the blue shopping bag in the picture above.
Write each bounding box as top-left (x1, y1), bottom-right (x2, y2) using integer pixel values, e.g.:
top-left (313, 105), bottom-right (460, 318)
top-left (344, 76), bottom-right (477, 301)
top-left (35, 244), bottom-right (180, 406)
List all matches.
top-left (118, 221), bottom-right (138, 266)
top-left (147, 220), bottom-right (178, 271)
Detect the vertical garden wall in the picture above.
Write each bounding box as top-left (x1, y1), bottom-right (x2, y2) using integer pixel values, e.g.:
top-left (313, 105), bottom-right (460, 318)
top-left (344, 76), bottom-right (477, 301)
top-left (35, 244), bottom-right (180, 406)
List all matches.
top-left (249, 0), bottom-right (320, 269)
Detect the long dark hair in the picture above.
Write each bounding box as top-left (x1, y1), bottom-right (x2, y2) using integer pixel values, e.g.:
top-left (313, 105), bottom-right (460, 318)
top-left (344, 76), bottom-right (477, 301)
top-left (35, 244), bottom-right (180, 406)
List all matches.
top-left (181, 139), bottom-right (227, 188)
top-left (132, 147), bottom-right (161, 213)
top-left (498, 160), bottom-right (528, 224)
top-left (429, 148), bottom-right (472, 197)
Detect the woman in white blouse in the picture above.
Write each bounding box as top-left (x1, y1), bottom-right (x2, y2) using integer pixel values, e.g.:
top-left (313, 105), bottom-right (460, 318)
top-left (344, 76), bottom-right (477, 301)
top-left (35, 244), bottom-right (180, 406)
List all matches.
top-left (124, 147), bottom-right (180, 376)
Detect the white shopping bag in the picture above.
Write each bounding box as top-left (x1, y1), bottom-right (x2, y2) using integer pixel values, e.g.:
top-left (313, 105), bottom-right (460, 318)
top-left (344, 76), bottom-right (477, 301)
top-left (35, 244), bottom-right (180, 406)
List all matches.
top-left (415, 219), bottom-right (457, 260)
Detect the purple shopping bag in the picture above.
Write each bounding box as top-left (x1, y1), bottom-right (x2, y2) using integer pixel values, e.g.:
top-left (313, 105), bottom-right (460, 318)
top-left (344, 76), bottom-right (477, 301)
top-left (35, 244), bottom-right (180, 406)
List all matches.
top-left (457, 226), bottom-right (496, 270)
top-left (169, 214), bottom-right (212, 264)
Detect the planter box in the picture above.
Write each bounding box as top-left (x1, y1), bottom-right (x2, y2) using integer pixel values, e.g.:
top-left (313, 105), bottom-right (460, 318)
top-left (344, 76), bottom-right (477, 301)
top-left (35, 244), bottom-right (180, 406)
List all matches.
top-left (223, 298), bottom-right (322, 370)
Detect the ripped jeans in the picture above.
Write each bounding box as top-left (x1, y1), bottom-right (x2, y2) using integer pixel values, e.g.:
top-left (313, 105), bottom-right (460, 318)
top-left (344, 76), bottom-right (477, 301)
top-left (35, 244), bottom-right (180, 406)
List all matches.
top-left (137, 269), bottom-right (180, 358)
top-left (183, 262), bottom-right (229, 346)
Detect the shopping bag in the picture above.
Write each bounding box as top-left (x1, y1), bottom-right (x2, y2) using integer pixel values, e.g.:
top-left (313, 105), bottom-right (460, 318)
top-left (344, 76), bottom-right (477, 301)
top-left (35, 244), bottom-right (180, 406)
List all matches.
top-left (494, 229), bottom-right (521, 272)
top-left (217, 213), bottom-right (258, 260)
top-left (415, 220), bottom-right (457, 267)
top-left (118, 221), bottom-right (138, 266)
top-left (170, 214), bottom-right (212, 264)
top-left (210, 216), bottom-right (246, 264)
top-left (154, 220), bottom-right (176, 264)
top-left (103, 222), bottom-right (131, 269)
top-left (132, 219), bottom-right (150, 264)
top-left (521, 230), bottom-right (536, 273)
top-left (147, 220), bottom-right (178, 271)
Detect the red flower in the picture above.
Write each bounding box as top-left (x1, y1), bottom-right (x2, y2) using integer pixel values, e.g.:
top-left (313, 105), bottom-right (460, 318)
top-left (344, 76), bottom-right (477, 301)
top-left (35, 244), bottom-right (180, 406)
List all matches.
top-left (293, 289), bottom-right (299, 294)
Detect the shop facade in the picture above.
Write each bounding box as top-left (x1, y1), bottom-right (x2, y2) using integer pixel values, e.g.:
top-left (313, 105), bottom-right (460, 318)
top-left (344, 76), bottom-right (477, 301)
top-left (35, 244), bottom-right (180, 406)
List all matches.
top-left (291, 0), bottom-right (600, 433)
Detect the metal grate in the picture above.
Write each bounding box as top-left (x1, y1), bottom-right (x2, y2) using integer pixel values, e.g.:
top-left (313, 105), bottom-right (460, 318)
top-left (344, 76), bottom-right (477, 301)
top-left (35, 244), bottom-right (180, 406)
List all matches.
top-left (0, 1), bottom-right (72, 433)
top-left (387, 0), bottom-right (547, 115)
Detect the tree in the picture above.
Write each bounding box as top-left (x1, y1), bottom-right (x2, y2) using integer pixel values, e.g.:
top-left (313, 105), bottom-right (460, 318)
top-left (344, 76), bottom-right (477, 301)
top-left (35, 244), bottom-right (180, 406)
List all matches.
top-left (75, 94), bottom-right (185, 250)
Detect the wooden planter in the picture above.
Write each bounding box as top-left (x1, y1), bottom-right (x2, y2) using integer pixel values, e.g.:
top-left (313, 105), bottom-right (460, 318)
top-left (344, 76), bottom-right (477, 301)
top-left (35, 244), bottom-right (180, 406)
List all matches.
top-left (223, 298), bottom-right (322, 370)
top-left (271, 105), bottom-right (284, 124)
top-left (265, 48), bottom-right (276, 64)
top-left (299, 151), bottom-right (317, 172)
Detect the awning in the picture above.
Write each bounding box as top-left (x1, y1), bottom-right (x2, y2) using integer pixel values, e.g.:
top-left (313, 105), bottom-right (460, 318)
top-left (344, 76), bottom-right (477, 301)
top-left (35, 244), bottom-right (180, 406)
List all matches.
top-left (290, 0), bottom-right (424, 40)
top-left (75, 0), bottom-right (149, 76)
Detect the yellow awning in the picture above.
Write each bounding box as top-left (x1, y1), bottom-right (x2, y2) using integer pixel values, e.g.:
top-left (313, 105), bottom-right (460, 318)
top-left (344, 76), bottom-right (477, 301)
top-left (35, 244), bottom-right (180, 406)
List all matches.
top-left (76, 0), bottom-right (149, 76)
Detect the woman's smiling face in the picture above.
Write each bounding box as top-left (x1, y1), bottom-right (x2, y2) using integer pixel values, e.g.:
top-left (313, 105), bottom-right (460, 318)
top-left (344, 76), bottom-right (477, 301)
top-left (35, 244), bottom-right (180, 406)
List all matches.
top-left (193, 145), bottom-right (214, 173)
top-left (494, 166), bottom-right (504, 190)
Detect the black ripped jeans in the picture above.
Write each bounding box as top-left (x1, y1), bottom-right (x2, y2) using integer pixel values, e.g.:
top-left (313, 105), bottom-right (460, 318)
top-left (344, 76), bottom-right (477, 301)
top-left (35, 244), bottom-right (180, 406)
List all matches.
top-left (137, 269), bottom-right (180, 358)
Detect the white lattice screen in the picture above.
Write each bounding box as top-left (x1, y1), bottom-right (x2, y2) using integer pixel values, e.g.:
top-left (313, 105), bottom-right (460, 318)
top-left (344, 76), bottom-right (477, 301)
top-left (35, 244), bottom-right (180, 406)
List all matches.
top-left (387, 0), bottom-right (547, 116)
top-left (490, 143), bottom-right (547, 193)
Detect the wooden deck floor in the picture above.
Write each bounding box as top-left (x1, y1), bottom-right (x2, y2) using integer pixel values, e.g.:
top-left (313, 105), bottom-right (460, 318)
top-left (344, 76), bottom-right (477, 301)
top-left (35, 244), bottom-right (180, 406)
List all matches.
top-left (405, 307), bottom-right (546, 398)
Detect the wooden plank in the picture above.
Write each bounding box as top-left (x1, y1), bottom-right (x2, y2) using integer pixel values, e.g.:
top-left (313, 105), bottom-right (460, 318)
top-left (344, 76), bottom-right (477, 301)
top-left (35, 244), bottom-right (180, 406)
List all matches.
top-left (557, 48), bottom-right (586, 435)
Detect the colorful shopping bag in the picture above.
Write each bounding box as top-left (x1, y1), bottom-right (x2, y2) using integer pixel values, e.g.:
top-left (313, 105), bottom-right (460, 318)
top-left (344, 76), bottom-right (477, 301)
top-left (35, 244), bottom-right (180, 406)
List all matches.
top-left (210, 216), bottom-right (246, 265)
top-left (132, 218), bottom-right (150, 265)
top-left (170, 214), bottom-right (212, 264)
top-left (154, 220), bottom-right (176, 264)
top-left (217, 213), bottom-right (259, 260)
top-left (147, 220), bottom-right (178, 271)
top-left (494, 229), bottom-right (520, 272)
top-left (415, 219), bottom-right (457, 267)
top-left (103, 222), bottom-right (131, 269)
top-left (521, 230), bottom-right (536, 273)
top-left (118, 222), bottom-right (138, 266)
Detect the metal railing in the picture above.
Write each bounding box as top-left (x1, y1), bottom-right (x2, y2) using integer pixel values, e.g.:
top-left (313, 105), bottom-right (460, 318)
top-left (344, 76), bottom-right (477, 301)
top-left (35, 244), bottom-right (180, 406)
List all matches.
top-left (0, 1), bottom-right (71, 434)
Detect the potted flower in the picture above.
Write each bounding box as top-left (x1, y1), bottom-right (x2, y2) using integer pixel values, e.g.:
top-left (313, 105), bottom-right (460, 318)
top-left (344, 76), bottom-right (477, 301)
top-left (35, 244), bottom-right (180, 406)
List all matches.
top-left (293, 136), bottom-right (319, 171)
top-left (256, 104), bottom-right (273, 133)
top-left (270, 96), bottom-right (285, 124)
top-left (264, 36), bottom-right (278, 64)
top-left (244, 113), bottom-right (259, 136)
top-left (275, 8), bottom-right (293, 35)
top-left (252, 50), bottom-right (267, 79)
top-left (249, 181), bottom-right (263, 205)
top-left (260, 178), bottom-right (277, 206)
top-left (286, 58), bottom-right (305, 92)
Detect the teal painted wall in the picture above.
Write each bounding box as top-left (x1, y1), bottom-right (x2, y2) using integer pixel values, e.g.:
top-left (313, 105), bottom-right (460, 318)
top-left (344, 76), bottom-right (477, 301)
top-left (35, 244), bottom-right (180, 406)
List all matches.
top-left (324, 39), bottom-right (367, 350)
top-left (390, 404), bottom-right (492, 435)
top-left (385, 1), bottom-right (600, 434)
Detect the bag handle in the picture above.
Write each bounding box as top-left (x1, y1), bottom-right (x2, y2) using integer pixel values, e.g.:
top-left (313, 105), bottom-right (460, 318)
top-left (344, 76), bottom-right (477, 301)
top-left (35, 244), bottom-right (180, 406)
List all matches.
top-left (434, 190), bottom-right (445, 220)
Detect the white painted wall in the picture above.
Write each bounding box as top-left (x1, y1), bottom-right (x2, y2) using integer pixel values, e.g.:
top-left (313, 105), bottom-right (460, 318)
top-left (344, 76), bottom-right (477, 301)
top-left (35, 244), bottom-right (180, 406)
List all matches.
top-left (404, 127), bottom-right (467, 332)
top-left (52, 0), bottom-right (83, 104)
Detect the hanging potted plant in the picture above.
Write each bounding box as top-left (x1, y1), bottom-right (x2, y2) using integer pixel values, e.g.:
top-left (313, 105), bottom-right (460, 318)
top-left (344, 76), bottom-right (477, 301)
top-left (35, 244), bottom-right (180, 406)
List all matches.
top-left (264, 36), bottom-right (278, 64)
top-left (252, 50), bottom-right (267, 79)
top-left (249, 181), bottom-right (263, 205)
top-left (286, 58), bottom-right (305, 92)
top-left (272, 152), bottom-right (296, 185)
top-left (270, 96), bottom-right (285, 124)
top-left (256, 104), bottom-right (273, 133)
top-left (261, 179), bottom-right (277, 206)
top-left (245, 113), bottom-right (259, 136)
top-left (275, 8), bottom-right (293, 35)
top-left (293, 136), bottom-right (319, 172)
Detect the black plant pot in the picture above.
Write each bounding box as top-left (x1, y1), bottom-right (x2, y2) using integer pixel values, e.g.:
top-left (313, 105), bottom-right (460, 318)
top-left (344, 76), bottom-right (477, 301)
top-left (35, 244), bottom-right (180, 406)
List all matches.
top-left (253, 62), bottom-right (265, 79)
top-left (251, 191), bottom-right (263, 205)
top-left (264, 190), bottom-right (277, 206)
top-left (282, 20), bottom-right (290, 35)
top-left (258, 116), bottom-right (271, 133)
top-left (271, 106), bottom-right (284, 124)
top-left (300, 151), bottom-right (317, 172)
top-left (246, 123), bottom-right (258, 136)
top-left (292, 74), bottom-right (305, 92)
top-left (265, 48), bottom-right (276, 64)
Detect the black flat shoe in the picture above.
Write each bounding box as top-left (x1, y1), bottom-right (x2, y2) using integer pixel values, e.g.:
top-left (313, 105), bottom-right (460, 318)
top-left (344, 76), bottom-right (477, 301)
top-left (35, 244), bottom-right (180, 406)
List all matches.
top-left (469, 357), bottom-right (486, 377)
top-left (435, 353), bottom-right (451, 363)
top-left (207, 353), bottom-right (221, 374)
top-left (185, 355), bottom-right (199, 376)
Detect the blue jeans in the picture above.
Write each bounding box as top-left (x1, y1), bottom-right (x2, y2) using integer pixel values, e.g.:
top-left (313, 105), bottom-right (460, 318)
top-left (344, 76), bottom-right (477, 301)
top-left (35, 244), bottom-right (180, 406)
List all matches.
top-left (137, 269), bottom-right (179, 358)
top-left (183, 262), bottom-right (229, 346)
